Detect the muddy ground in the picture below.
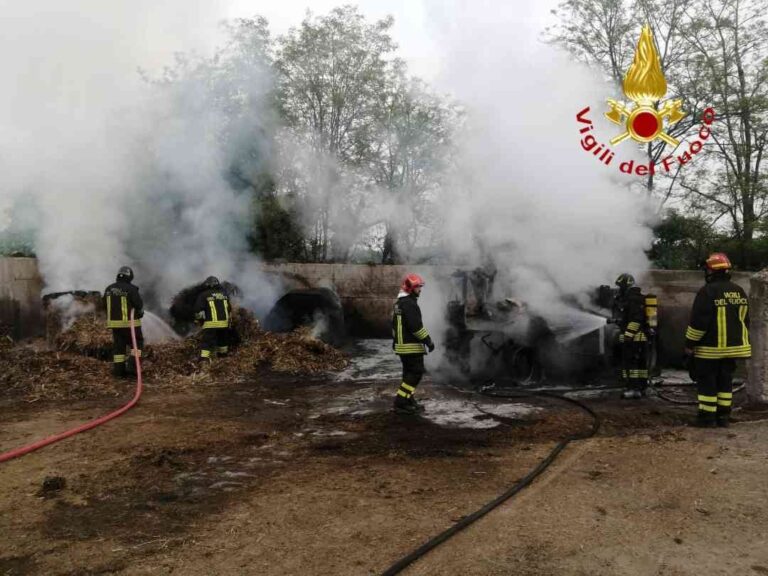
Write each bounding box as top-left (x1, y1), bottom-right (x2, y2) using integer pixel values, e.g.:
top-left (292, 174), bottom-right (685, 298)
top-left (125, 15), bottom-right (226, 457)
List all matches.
top-left (2, 342), bottom-right (768, 576)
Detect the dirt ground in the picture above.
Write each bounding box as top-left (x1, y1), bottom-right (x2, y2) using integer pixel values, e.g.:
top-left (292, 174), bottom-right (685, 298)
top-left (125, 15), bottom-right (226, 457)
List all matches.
top-left (2, 349), bottom-right (768, 576)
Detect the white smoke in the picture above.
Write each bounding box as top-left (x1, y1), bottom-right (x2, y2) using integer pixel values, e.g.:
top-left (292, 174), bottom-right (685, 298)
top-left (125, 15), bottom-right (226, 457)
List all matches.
top-left (48, 294), bottom-right (96, 332)
top-left (0, 1), bottom-right (277, 314)
top-left (421, 0), bottom-right (653, 328)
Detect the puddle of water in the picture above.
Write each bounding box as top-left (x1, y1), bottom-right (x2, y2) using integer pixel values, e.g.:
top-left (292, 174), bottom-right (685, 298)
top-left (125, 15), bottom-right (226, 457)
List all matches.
top-left (657, 369), bottom-right (693, 385)
top-left (310, 388), bottom-right (381, 418)
top-left (207, 456), bottom-right (233, 464)
top-left (209, 481), bottom-right (243, 490)
top-left (421, 398), bottom-right (540, 429)
top-left (264, 399), bottom-right (290, 406)
top-left (310, 430), bottom-right (351, 437)
top-left (222, 471), bottom-right (253, 478)
top-left (335, 339), bottom-right (402, 381)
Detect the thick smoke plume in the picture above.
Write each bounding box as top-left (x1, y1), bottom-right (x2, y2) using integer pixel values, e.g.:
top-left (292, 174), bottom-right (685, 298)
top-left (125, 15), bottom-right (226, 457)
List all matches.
top-left (419, 0), bottom-right (653, 337)
top-left (0, 1), bottom-right (277, 314)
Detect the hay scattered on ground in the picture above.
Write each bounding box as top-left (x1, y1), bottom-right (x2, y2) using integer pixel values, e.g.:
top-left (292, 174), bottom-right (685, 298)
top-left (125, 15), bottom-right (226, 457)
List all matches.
top-left (1, 349), bottom-right (124, 402)
top-left (1, 308), bottom-right (348, 402)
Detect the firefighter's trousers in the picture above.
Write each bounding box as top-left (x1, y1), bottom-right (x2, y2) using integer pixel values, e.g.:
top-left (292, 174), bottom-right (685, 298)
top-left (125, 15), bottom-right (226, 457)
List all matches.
top-left (200, 328), bottom-right (230, 359)
top-left (620, 331), bottom-right (648, 391)
top-left (111, 327), bottom-right (144, 377)
top-left (395, 354), bottom-right (425, 404)
top-left (693, 358), bottom-right (736, 423)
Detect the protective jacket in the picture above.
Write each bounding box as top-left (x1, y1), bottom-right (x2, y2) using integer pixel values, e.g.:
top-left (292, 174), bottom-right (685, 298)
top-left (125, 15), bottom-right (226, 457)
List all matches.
top-left (616, 286), bottom-right (646, 342)
top-left (194, 288), bottom-right (231, 329)
top-left (392, 292), bottom-right (432, 355)
top-left (104, 280), bottom-right (143, 328)
top-left (685, 279), bottom-right (750, 359)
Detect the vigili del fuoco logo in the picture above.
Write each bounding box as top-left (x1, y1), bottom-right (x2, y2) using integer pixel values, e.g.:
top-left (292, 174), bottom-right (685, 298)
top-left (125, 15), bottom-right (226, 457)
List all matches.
top-left (576, 24), bottom-right (715, 176)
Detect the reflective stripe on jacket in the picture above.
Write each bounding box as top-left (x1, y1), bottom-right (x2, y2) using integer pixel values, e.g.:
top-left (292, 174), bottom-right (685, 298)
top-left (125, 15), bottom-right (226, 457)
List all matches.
top-left (685, 279), bottom-right (750, 359)
top-left (194, 289), bottom-right (231, 329)
top-left (104, 280), bottom-right (143, 328)
top-left (392, 292), bottom-right (429, 355)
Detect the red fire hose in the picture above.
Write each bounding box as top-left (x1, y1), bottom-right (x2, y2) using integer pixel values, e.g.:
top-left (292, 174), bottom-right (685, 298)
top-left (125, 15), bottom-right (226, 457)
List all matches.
top-left (0, 311), bottom-right (143, 464)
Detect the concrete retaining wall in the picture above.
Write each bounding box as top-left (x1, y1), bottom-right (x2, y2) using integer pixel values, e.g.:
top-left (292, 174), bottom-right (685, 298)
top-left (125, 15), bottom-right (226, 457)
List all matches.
top-left (640, 270), bottom-right (752, 368)
top-left (0, 257), bottom-right (44, 339)
top-left (258, 263), bottom-right (454, 337)
top-left (262, 265), bottom-right (754, 355)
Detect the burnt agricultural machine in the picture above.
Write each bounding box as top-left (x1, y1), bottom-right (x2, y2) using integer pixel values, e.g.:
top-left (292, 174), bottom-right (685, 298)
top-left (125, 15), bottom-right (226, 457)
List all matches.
top-left (442, 268), bottom-right (632, 384)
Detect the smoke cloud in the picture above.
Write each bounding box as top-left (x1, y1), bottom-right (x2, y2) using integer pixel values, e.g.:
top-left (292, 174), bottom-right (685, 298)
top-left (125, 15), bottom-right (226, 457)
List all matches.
top-left (420, 0), bottom-right (653, 331)
top-left (0, 0), bottom-right (655, 341)
top-left (0, 0), bottom-right (277, 314)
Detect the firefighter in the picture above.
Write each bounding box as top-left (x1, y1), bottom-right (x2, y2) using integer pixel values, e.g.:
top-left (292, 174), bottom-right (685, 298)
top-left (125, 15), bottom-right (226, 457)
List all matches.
top-left (685, 252), bottom-right (750, 428)
top-left (613, 273), bottom-right (649, 399)
top-left (194, 276), bottom-right (232, 361)
top-left (392, 273), bottom-right (435, 415)
top-left (104, 266), bottom-right (144, 378)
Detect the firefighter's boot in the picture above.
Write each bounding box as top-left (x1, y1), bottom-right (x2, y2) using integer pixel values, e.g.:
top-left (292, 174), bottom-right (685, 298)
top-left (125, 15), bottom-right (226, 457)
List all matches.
top-left (693, 413), bottom-right (717, 428)
top-left (393, 398), bottom-right (419, 415)
top-left (409, 397), bottom-right (426, 413)
top-left (112, 361), bottom-right (127, 379)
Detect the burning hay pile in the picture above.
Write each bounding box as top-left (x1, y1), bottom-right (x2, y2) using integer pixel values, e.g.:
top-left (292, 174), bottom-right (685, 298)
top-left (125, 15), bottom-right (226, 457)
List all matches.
top-left (43, 290), bottom-right (103, 343)
top-left (145, 308), bottom-right (347, 386)
top-left (1, 307), bottom-right (348, 403)
top-left (55, 313), bottom-right (112, 358)
top-left (251, 327), bottom-right (347, 373)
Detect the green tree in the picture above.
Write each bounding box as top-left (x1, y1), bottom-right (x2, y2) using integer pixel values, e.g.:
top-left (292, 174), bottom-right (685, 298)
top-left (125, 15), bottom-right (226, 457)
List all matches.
top-left (548, 0), bottom-right (704, 196)
top-left (373, 77), bottom-right (458, 263)
top-left (649, 209), bottom-right (713, 268)
top-left (251, 189), bottom-right (307, 261)
top-left (675, 0), bottom-right (768, 268)
top-left (275, 6), bottom-right (398, 261)
top-left (549, 0), bottom-right (768, 268)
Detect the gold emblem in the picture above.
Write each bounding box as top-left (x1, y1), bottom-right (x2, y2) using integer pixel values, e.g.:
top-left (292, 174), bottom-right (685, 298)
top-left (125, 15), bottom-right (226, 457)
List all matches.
top-left (605, 25), bottom-right (685, 146)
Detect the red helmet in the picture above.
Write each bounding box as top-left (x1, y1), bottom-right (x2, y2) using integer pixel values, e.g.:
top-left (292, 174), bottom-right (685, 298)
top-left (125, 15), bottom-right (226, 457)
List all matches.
top-left (401, 273), bottom-right (425, 294)
top-left (705, 252), bottom-right (732, 272)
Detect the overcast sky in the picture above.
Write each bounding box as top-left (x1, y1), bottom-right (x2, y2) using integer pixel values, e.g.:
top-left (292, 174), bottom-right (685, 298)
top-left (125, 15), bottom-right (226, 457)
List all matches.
top-left (224, 0), bottom-right (559, 82)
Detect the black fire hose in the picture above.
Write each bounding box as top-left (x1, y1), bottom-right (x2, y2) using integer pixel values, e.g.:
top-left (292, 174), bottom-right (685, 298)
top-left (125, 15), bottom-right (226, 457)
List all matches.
top-left (379, 384), bottom-right (600, 576)
top-left (652, 379), bottom-right (746, 405)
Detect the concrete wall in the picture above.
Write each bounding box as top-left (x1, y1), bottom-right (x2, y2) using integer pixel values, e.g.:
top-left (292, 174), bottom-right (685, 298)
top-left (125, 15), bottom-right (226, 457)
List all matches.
top-left (640, 270), bottom-right (752, 367)
top-left (258, 263), bottom-right (454, 336)
top-left (261, 265), bottom-right (754, 350)
top-left (0, 257), bottom-right (44, 339)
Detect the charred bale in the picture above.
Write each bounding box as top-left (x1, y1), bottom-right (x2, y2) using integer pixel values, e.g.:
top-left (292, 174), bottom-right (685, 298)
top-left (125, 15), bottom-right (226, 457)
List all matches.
top-left (263, 288), bottom-right (345, 345)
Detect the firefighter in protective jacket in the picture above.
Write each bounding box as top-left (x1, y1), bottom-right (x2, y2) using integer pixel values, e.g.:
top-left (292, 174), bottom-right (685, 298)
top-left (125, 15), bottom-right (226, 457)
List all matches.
top-left (104, 266), bottom-right (143, 378)
top-left (194, 276), bottom-right (232, 361)
top-left (392, 273), bottom-right (435, 415)
top-left (614, 273), bottom-right (650, 399)
top-left (685, 252), bottom-right (750, 427)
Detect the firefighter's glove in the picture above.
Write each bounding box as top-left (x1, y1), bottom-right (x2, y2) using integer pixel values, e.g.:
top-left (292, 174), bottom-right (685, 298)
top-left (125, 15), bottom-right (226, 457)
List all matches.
top-left (425, 337), bottom-right (435, 353)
